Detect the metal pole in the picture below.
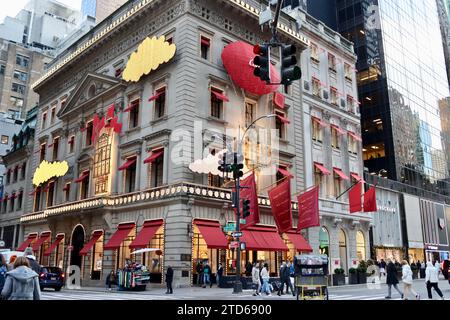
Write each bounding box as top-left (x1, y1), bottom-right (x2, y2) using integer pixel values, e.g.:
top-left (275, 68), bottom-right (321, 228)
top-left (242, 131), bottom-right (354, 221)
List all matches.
top-left (233, 152), bottom-right (243, 294)
top-left (271, 0), bottom-right (284, 43)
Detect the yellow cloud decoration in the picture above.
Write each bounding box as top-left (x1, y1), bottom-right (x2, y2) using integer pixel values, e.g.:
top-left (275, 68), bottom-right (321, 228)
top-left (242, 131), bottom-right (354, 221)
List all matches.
top-left (33, 160), bottom-right (69, 186)
top-left (122, 36), bottom-right (176, 82)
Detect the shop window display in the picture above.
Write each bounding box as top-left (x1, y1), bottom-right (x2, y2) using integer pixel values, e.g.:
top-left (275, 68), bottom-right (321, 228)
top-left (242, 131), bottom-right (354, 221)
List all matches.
top-left (117, 235), bottom-right (135, 269)
top-left (55, 238), bottom-right (65, 269)
top-left (192, 227), bottom-right (220, 284)
top-left (142, 232), bottom-right (164, 283)
top-left (90, 235), bottom-right (103, 280)
top-left (39, 242), bottom-right (51, 267)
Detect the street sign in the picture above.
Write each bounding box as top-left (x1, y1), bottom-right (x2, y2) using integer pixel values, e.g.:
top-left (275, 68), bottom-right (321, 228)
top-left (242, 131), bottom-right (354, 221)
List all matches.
top-left (232, 232), bottom-right (243, 238)
top-left (240, 242), bottom-right (246, 250)
top-left (223, 226), bottom-right (235, 232)
top-left (239, 219), bottom-right (246, 224)
top-left (229, 241), bottom-right (239, 249)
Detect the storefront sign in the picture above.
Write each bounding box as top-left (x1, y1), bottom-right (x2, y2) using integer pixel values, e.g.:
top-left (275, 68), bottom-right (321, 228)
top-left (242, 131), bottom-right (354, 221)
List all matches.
top-left (378, 206), bottom-right (396, 213)
top-left (297, 186), bottom-right (320, 230)
top-left (426, 245), bottom-right (438, 250)
top-left (268, 179), bottom-right (293, 234)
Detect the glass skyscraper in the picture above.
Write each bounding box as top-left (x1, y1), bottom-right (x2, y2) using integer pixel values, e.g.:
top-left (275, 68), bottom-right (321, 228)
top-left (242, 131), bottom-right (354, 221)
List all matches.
top-left (307, 0), bottom-right (450, 196)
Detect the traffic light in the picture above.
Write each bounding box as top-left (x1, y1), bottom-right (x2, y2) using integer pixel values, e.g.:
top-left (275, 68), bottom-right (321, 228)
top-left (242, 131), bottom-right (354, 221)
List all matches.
top-left (232, 153), bottom-right (244, 179)
top-left (218, 154), bottom-right (231, 173)
top-left (242, 199), bottom-right (251, 218)
top-left (280, 44), bottom-right (301, 86)
top-left (253, 44), bottom-right (271, 83)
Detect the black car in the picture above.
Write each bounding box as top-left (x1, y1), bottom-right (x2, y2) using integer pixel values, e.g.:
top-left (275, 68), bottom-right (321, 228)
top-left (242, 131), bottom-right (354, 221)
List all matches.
top-left (39, 267), bottom-right (65, 291)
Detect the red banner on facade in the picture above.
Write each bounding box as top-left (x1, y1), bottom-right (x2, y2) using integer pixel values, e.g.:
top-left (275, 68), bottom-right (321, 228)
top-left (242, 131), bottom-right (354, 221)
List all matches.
top-left (239, 173), bottom-right (260, 230)
top-left (268, 179), bottom-right (292, 234)
top-left (363, 186), bottom-right (377, 212)
top-left (349, 181), bottom-right (362, 213)
top-left (297, 186), bottom-right (320, 231)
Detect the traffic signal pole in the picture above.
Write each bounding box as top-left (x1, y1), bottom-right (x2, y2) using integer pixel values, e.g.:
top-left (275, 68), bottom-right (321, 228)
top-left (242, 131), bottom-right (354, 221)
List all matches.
top-left (233, 151), bottom-right (243, 294)
top-left (270, 0), bottom-right (284, 43)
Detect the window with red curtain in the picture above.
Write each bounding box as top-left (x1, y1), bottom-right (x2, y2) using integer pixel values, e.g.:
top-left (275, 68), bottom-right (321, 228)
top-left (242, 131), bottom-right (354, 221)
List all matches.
top-left (128, 99), bottom-right (140, 129)
top-left (40, 143), bottom-right (46, 162)
top-left (200, 36), bottom-right (210, 60)
top-left (154, 87), bottom-right (166, 120)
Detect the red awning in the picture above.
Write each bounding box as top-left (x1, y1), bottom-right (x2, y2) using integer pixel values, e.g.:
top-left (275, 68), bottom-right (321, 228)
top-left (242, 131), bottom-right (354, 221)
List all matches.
top-left (333, 168), bottom-right (350, 181)
top-left (118, 157), bottom-right (137, 171)
top-left (278, 168), bottom-right (293, 179)
top-left (143, 150), bottom-right (164, 164)
top-left (221, 41), bottom-right (280, 95)
top-left (17, 233), bottom-right (38, 251)
top-left (285, 230), bottom-right (313, 252)
top-left (314, 162), bottom-right (331, 175)
top-left (148, 92), bottom-right (163, 102)
top-left (240, 225), bottom-right (289, 251)
top-left (193, 219), bottom-right (228, 249)
top-left (79, 230), bottom-right (103, 256)
top-left (351, 172), bottom-right (363, 182)
top-left (104, 223), bottom-right (135, 250)
top-left (32, 231), bottom-right (51, 251)
top-left (273, 92), bottom-right (285, 109)
top-left (62, 184), bottom-right (70, 191)
top-left (29, 188), bottom-right (40, 196)
top-left (130, 219), bottom-right (164, 249)
top-left (43, 234), bottom-right (65, 256)
top-left (211, 90), bottom-right (230, 102)
top-left (348, 131), bottom-right (362, 142)
top-left (123, 101), bottom-right (139, 112)
top-left (74, 171), bottom-right (89, 183)
top-left (276, 114), bottom-right (290, 124)
top-left (331, 125), bottom-right (345, 135)
top-left (201, 37), bottom-right (210, 46)
top-left (312, 117), bottom-right (328, 128)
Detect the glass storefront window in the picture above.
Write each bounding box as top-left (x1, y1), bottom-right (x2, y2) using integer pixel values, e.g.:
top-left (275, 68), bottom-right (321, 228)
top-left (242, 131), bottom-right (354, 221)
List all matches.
top-left (117, 234), bottom-right (135, 269)
top-left (356, 231), bottom-right (366, 261)
top-left (192, 226), bottom-right (220, 282)
top-left (40, 242), bottom-right (50, 267)
top-left (90, 235), bottom-right (103, 280)
top-left (319, 227), bottom-right (329, 256)
top-left (339, 229), bottom-right (348, 272)
top-left (55, 238), bottom-right (65, 269)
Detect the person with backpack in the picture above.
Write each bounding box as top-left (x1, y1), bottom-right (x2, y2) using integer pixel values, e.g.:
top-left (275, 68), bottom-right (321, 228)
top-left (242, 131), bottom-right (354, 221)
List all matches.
top-left (1, 256), bottom-right (41, 300)
top-left (202, 262), bottom-right (212, 288)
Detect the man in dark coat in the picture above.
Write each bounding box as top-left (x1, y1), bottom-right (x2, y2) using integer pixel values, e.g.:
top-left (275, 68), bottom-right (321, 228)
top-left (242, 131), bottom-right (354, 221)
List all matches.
top-left (23, 248), bottom-right (41, 274)
top-left (385, 260), bottom-right (403, 299)
top-left (165, 266), bottom-right (174, 294)
top-left (278, 262), bottom-right (294, 296)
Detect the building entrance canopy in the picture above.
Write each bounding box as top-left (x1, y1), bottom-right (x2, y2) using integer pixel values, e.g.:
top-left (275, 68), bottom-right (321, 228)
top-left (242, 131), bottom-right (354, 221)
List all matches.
top-left (193, 219), bottom-right (228, 249)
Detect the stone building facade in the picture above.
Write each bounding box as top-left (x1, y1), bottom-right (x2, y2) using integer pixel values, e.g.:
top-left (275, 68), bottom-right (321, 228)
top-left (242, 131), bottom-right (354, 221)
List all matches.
top-left (16, 0), bottom-right (364, 287)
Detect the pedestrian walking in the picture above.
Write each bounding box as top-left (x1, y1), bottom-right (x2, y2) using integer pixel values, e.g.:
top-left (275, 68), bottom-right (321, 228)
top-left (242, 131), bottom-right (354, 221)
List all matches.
top-left (105, 270), bottom-right (117, 291)
top-left (202, 262), bottom-right (212, 288)
top-left (165, 265), bottom-right (174, 294)
top-left (379, 259), bottom-right (386, 277)
top-left (278, 261), bottom-right (295, 296)
top-left (252, 263), bottom-right (261, 296)
top-left (385, 259), bottom-right (403, 299)
top-left (196, 261), bottom-right (203, 286)
top-left (216, 263), bottom-right (223, 288)
top-left (7, 255), bottom-right (17, 272)
top-left (0, 254), bottom-right (7, 296)
top-left (401, 260), bottom-right (420, 300)
top-left (1, 256), bottom-right (41, 300)
top-left (425, 262), bottom-right (444, 300)
top-left (23, 247), bottom-right (41, 274)
top-left (245, 262), bottom-right (253, 277)
top-left (420, 261), bottom-right (426, 279)
top-left (260, 263), bottom-right (271, 296)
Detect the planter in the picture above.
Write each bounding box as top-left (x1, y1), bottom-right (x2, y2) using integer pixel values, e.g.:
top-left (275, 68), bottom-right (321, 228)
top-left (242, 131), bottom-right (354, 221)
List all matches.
top-left (349, 273), bottom-right (358, 285)
top-left (332, 274), bottom-right (345, 286)
top-left (357, 272), bottom-right (367, 284)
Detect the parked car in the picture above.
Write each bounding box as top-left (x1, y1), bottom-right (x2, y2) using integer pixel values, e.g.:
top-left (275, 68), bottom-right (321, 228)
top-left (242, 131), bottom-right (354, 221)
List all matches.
top-left (39, 267), bottom-right (65, 291)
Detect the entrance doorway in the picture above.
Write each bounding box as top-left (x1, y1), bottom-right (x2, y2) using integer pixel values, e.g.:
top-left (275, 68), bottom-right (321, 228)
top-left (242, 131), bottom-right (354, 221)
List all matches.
top-left (70, 225), bottom-right (85, 269)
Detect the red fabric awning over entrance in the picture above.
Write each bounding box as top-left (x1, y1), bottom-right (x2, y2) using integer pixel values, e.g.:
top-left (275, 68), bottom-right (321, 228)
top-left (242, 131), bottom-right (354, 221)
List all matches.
top-left (118, 157), bottom-right (137, 171)
top-left (221, 41), bottom-right (280, 96)
top-left (314, 162), bottom-right (331, 175)
top-left (333, 167), bottom-right (350, 181)
top-left (44, 234), bottom-right (65, 256)
top-left (17, 233), bottom-right (38, 251)
top-left (285, 230), bottom-right (313, 252)
top-left (79, 230), bottom-right (103, 256)
top-left (240, 225), bottom-right (289, 251)
top-left (193, 219), bottom-right (228, 249)
top-left (32, 231), bottom-right (51, 251)
top-left (104, 223), bottom-right (135, 250)
top-left (129, 219), bottom-right (164, 249)
top-left (143, 150), bottom-right (163, 164)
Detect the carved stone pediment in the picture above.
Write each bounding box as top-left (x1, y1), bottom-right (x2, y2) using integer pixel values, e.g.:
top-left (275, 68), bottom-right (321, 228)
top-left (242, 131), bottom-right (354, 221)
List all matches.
top-left (57, 72), bottom-right (124, 119)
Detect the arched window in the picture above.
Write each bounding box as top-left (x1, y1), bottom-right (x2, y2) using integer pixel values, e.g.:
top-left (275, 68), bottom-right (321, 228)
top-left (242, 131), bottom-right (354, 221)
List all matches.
top-left (319, 227), bottom-right (329, 256)
top-left (356, 231), bottom-right (366, 261)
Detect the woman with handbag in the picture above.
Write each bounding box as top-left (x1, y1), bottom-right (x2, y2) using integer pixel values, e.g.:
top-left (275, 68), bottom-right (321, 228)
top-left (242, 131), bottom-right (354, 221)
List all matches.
top-left (401, 260), bottom-right (420, 300)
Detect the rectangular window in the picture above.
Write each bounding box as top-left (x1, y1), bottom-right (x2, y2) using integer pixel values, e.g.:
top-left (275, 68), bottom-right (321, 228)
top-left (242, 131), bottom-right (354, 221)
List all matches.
top-left (210, 88), bottom-right (223, 119)
top-left (52, 137), bottom-right (59, 161)
top-left (85, 121), bottom-right (93, 146)
top-left (40, 143), bottom-right (46, 162)
top-left (11, 83), bottom-right (26, 94)
top-left (331, 126), bottom-right (340, 149)
top-left (348, 135), bottom-right (358, 154)
top-left (312, 78), bottom-right (321, 97)
top-left (16, 55), bottom-right (29, 67)
top-left (68, 136), bottom-right (75, 154)
top-left (13, 70), bottom-right (28, 82)
top-left (314, 166), bottom-right (323, 196)
top-left (17, 192), bottom-right (23, 210)
top-left (328, 53), bottom-right (336, 72)
top-left (129, 99), bottom-right (140, 128)
top-left (42, 112), bottom-right (47, 129)
top-left (312, 119), bottom-right (323, 142)
top-left (154, 87), bottom-right (166, 119)
top-left (6, 170), bottom-right (10, 184)
top-left (47, 181), bottom-right (55, 207)
top-left (80, 172), bottom-right (90, 200)
top-left (13, 167), bottom-right (18, 182)
top-left (275, 111), bottom-right (286, 140)
top-left (124, 157), bottom-right (137, 193)
top-left (34, 188), bottom-right (41, 212)
top-left (21, 163), bottom-right (26, 180)
top-left (10, 96), bottom-right (24, 108)
top-left (333, 173), bottom-right (342, 198)
top-left (50, 107), bottom-right (56, 124)
top-left (200, 36), bottom-right (211, 60)
top-left (346, 96), bottom-right (353, 112)
top-left (9, 196), bottom-right (14, 212)
top-left (64, 183), bottom-right (71, 202)
top-left (245, 101), bottom-right (256, 128)
top-left (1, 135), bottom-right (9, 145)
top-left (310, 43), bottom-right (319, 62)
top-left (0, 65), bottom-right (5, 75)
top-left (330, 87), bottom-right (338, 105)
top-left (151, 155), bottom-right (164, 188)
top-left (344, 63), bottom-right (353, 80)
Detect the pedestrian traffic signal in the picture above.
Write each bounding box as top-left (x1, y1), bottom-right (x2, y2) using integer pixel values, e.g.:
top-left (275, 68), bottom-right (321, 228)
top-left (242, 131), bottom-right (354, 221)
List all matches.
top-left (280, 44), bottom-right (301, 86)
top-left (218, 154), bottom-right (232, 173)
top-left (253, 44), bottom-right (271, 83)
top-left (242, 199), bottom-right (251, 218)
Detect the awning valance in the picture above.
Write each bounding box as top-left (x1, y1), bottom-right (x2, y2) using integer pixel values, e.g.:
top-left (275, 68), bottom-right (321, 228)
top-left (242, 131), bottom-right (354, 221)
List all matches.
top-left (79, 230), bottom-right (103, 256)
top-left (148, 92), bottom-right (163, 102)
top-left (331, 124), bottom-right (345, 135)
top-left (276, 114), bottom-right (290, 124)
top-left (32, 231), bottom-right (51, 251)
top-left (285, 230), bottom-right (313, 252)
top-left (143, 150), bottom-right (164, 164)
top-left (278, 168), bottom-right (293, 179)
top-left (351, 172), bottom-right (363, 182)
top-left (314, 162), bottom-right (331, 175)
top-left (240, 225), bottom-right (288, 251)
top-left (17, 233), bottom-right (38, 251)
top-left (130, 219), bottom-right (164, 249)
top-left (333, 168), bottom-right (350, 181)
top-left (44, 234), bottom-right (65, 256)
top-left (74, 171), bottom-right (89, 183)
top-left (193, 219), bottom-right (228, 249)
top-left (104, 223), bottom-right (135, 250)
top-left (123, 100), bottom-right (139, 112)
top-left (348, 131), bottom-right (362, 142)
top-left (273, 92), bottom-right (285, 109)
top-left (312, 117), bottom-right (328, 128)
top-left (211, 90), bottom-right (230, 102)
top-left (118, 157), bottom-right (137, 171)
